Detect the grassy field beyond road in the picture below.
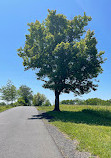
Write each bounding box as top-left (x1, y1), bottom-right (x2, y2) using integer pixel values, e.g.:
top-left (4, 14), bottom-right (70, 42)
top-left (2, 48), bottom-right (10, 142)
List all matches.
top-left (38, 105), bottom-right (111, 158)
top-left (0, 105), bottom-right (13, 112)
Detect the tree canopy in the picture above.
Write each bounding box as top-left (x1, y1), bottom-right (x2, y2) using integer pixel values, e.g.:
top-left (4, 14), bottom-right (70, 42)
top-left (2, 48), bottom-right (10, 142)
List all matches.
top-left (33, 93), bottom-right (46, 106)
top-left (18, 85), bottom-right (33, 106)
top-left (33, 92), bottom-right (51, 106)
top-left (18, 10), bottom-right (105, 111)
top-left (0, 80), bottom-right (17, 104)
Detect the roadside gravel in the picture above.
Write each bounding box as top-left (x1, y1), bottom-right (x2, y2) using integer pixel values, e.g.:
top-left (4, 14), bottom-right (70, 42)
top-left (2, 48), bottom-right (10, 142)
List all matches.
top-left (38, 110), bottom-right (97, 158)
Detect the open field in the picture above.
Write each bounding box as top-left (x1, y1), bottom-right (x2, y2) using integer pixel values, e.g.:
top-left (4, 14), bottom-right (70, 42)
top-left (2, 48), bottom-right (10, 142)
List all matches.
top-left (0, 105), bottom-right (13, 112)
top-left (38, 105), bottom-right (111, 158)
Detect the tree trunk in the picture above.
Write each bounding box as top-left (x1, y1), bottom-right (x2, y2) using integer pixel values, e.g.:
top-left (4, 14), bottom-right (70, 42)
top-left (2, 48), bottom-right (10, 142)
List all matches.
top-left (54, 90), bottom-right (60, 111)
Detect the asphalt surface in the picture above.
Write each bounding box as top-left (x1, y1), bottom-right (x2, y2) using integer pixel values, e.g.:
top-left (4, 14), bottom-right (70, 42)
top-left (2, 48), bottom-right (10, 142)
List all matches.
top-left (0, 106), bottom-right (63, 158)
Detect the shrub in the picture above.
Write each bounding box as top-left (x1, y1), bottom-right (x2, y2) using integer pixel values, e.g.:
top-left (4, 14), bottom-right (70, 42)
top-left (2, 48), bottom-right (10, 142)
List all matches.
top-left (17, 98), bottom-right (26, 106)
top-left (0, 102), bottom-right (6, 106)
top-left (42, 99), bottom-right (51, 106)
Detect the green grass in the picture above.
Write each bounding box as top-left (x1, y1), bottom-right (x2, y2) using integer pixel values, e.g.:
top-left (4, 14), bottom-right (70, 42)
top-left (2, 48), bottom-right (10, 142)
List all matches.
top-left (0, 105), bottom-right (13, 112)
top-left (38, 105), bottom-right (111, 158)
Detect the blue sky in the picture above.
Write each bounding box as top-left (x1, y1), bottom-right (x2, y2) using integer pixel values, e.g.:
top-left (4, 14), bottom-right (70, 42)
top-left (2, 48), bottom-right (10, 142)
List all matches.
top-left (0, 0), bottom-right (111, 103)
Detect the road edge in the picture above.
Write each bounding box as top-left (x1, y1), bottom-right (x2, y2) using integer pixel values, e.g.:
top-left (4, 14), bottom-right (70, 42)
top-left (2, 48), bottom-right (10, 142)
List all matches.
top-left (37, 109), bottom-right (95, 158)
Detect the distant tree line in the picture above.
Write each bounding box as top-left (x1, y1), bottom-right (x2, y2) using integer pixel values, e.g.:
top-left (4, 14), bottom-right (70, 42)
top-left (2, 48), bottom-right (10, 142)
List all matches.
top-left (60, 98), bottom-right (111, 106)
top-left (0, 80), bottom-right (51, 106)
top-left (60, 99), bottom-right (84, 105)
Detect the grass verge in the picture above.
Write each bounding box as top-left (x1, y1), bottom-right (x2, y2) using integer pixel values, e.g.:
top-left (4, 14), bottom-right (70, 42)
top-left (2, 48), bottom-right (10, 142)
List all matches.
top-left (38, 105), bottom-right (111, 158)
top-left (0, 105), bottom-right (13, 112)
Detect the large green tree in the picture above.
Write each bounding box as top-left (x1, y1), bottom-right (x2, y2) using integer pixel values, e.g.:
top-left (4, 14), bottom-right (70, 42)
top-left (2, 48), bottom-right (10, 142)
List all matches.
top-left (0, 80), bottom-right (17, 104)
top-left (18, 85), bottom-right (33, 106)
top-left (18, 10), bottom-right (105, 111)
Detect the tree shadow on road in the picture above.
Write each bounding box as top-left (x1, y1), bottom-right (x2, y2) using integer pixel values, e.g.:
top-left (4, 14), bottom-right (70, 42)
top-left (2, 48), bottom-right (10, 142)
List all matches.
top-left (28, 112), bottom-right (54, 121)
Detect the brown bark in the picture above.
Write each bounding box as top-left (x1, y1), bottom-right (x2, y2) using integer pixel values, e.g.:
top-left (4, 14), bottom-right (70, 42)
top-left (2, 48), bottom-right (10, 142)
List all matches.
top-left (53, 90), bottom-right (60, 111)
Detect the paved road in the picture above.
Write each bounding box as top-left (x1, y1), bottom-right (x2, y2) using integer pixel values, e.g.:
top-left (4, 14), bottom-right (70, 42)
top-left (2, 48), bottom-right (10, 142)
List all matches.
top-left (0, 106), bottom-right (63, 158)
